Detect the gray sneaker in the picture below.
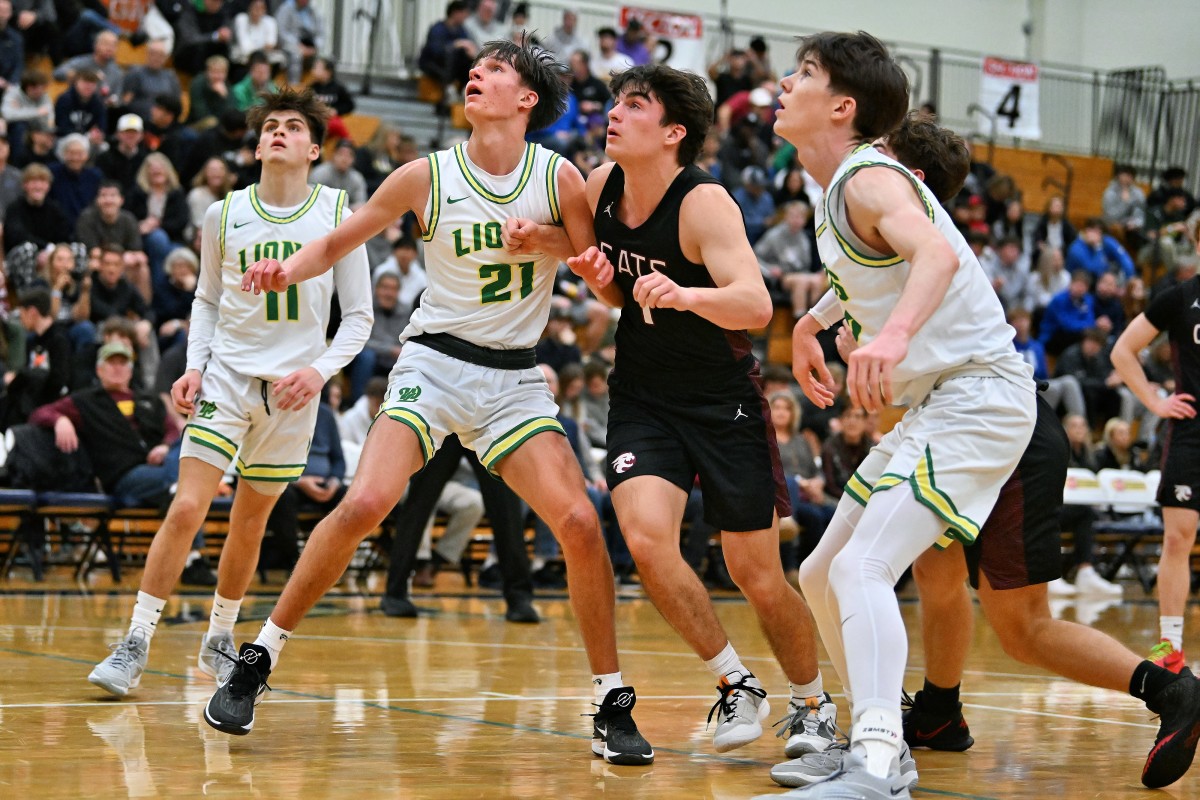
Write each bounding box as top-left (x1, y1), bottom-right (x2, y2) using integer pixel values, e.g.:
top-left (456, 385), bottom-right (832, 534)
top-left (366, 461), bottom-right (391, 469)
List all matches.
top-left (709, 672), bottom-right (771, 752)
top-left (197, 631), bottom-right (238, 683)
top-left (88, 630), bottom-right (150, 697)
top-left (775, 692), bottom-right (840, 757)
top-left (769, 744), bottom-right (918, 793)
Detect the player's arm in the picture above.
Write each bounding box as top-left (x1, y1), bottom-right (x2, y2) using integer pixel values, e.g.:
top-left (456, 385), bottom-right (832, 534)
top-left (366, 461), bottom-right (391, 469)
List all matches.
top-left (644, 183), bottom-right (771, 330)
top-left (791, 289), bottom-right (840, 407)
top-left (1112, 312), bottom-right (1196, 419)
top-left (177, 201), bottom-right (225, 414)
top-left (244, 159), bottom-right (431, 293)
top-left (559, 161), bottom-right (622, 307)
top-left (840, 168), bottom-right (958, 410)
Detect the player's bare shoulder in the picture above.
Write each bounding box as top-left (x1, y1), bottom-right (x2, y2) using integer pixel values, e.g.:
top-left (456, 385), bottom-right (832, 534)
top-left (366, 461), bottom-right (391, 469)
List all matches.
top-left (584, 161), bottom-right (618, 209)
top-left (679, 182), bottom-right (745, 255)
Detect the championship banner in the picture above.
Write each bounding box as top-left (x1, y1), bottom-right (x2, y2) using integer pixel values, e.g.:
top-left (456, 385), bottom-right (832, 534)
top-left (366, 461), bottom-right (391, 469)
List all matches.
top-left (618, 6), bottom-right (705, 74)
top-left (979, 56), bottom-right (1041, 140)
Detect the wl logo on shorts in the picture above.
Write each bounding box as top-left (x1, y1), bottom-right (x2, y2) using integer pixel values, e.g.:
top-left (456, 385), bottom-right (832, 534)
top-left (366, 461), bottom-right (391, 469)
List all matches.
top-left (393, 386), bottom-right (422, 403)
top-left (197, 400), bottom-right (218, 420)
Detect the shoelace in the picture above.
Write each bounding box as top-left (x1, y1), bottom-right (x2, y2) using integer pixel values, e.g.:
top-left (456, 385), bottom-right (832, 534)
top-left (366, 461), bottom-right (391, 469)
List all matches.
top-left (772, 702), bottom-right (847, 743)
top-left (1149, 641), bottom-right (1175, 661)
top-left (900, 689), bottom-right (917, 714)
top-left (213, 648), bottom-right (272, 700)
top-left (105, 638), bottom-right (144, 671)
top-left (584, 702), bottom-right (639, 735)
top-left (707, 678), bottom-right (767, 728)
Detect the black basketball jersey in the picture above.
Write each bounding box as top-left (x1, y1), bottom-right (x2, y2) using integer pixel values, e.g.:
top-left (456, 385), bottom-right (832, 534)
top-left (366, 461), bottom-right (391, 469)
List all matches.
top-left (1145, 275), bottom-right (1200, 399)
top-left (594, 164), bottom-right (756, 391)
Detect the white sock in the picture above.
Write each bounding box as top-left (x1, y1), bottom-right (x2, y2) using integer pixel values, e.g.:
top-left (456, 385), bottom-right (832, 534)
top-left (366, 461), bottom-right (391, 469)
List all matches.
top-left (207, 592), bottom-right (242, 637)
top-left (1161, 616), bottom-right (1185, 650)
top-left (703, 642), bottom-right (747, 682)
top-left (253, 618), bottom-right (292, 669)
top-left (790, 674), bottom-right (824, 707)
top-left (129, 591), bottom-right (165, 641)
top-left (850, 705), bottom-right (903, 778)
top-left (592, 671), bottom-right (624, 705)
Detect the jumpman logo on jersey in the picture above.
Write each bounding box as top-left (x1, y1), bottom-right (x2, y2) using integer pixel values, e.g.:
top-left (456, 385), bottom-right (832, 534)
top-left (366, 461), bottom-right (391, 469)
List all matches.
top-left (1191, 298), bottom-right (1200, 310)
top-left (734, 405), bottom-right (748, 421)
top-left (603, 202), bottom-right (613, 217)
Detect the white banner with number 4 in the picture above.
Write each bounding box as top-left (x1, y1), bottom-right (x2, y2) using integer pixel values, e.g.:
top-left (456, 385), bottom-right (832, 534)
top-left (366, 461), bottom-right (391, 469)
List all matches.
top-left (979, 56), bottom-right (1041, 140)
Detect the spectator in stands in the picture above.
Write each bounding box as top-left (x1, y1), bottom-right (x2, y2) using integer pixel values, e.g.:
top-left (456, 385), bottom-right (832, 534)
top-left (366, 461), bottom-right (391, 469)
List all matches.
top-left (464, 0), bottom-right (504, 45)
top-left (1102, 164), bottom-right (1146, 247)
top-left (128, 152), bottom-right (187, 287)
top-left (1067, 217), bottom-right (1136, 283)
top-left (984, 173), bottom-right (1018, 226)
top-left (616, 17), bottom-right (651, 65)
top-left (76, 180), bottom-right (150, 301)
top-left (1092, 271), bottom-right (1127, 336)
top-left (2, 69), bottom-right (51, 163)
top-left (95, 113), bottom-right (149, 197)
top-left (145, 94), bottom-right (191, 171)
top-left (717, 84), bottom-right (776, 138)
top-left (120, 39), bottom-right (182, 124)
top-left (187, 55), bottom-right (236, 128)
top-left (310, 139), bottom-right (366, 208)
top-left (1009, 307), bottom-right (1086, 418)
top-left (1140, 187), bottom-right (1195, 276)
top-left (544, 10), bottom-right (587, 58)
top-left (992, 197), bottom-right (1028, 251)
top-left (5, 288), bottom-right (71, 429)
top-left (527, 72), bottom-right (584, 155)
top-left (346, 270), bottom-right (407, 403)
top-left (821, 404), bottom-right (872, 501)
top-left (770, 390), bottom-right (833, 570)
top-left (708, 47), bottom-right (761, 109)
top-left (1147, 166), bottom-right (1196, 216)
top-left (58, 1), bottom-right (125, 60)
top-left (29, 340), bottom-right (185, 509)
top-left (231, 50), bottom-right (278, 111)
top-left (580, 358), bottom-right (609, 450)
top-left (46, 241), bottom-right (94, 350)
top-left (985, 235), bottom-right (1033, 312)
top-left (732, 165), bottom-right (774, 244)
top-left (1150, 252), bottom-right (1197, 301)
top-left (534, 300), bottom-right (581, 374)
top-left (1040, 269), bottom-right (1098, 356)
top-left (418, 1), bottom-right (475, 95)
top-left (1064, 413), bottom-right (1096, 469)
top-left (53, 30), bottom-right (123, 104)
top-left (591, 27), bottom-right (633, 83)
top-left (0, 131), bottom-right (22, 219)
top-left (152, 247), bottom-right (195, 351)
top-left (1056, 328), bottom-right (1127, 428)
top-left (173, 0), bottom-right (234, 76)
top-left (50, 134), bottom-right (102, 229)
top-left (4, 163), bottom-right (70, 265)
top-left (338, 375), bottom-right (386, 448)
top-left (0, 0), bottom-right (23, 96)
top-left (372, 235), bottom-right (425, 303)
top-left (11, 0), bottom-right (61, 63)
top-left (232, 0), bottom-right (285, 72)
top-left (53, 69), bottom-right (106, 146)
top-left (1094, 417), bottom-right (1150, 472)
top-left (717, 114), bottom-right (769, 190)
top-left (181, 108), bottom-right (247, 186)
top-left (1030, 243), bottom-right (1069, 312)
top-left (90, 243), bottom-right (149, 323)
top-left (354, 123), bottom-right (414, 197)
top-left (755, 200), bottom-right (821, 315)
top-left (505, 3), bottom-right (535, 46)
top-left (185, 156), bottom-right (235, 242)
top-left (276, 0), bottom-right (324, 83)
top-left (1033, 194), bottom-right (1077, 257)
top-left (307, 56), bottom-right (354, 117)
top-left (568, 50), bottom-right (610, 131)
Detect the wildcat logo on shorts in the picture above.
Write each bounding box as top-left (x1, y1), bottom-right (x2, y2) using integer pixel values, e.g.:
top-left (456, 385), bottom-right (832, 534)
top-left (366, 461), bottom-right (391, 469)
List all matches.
top-left (197, 400), bottom-right (218, 420)
top-left (1176, 485), bottom-right (1193, 502)
top-left (612, 452), bottom-right (636, 474)
top-left (393, 386), bottom-right (422, 403)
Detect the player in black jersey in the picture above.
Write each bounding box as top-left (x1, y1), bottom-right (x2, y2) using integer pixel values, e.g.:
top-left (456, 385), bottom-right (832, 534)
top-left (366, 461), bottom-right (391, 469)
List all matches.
top-left (505, 64), bottom-right (835, 758)
top-left (1113, 222), bottom-right (1200, 674)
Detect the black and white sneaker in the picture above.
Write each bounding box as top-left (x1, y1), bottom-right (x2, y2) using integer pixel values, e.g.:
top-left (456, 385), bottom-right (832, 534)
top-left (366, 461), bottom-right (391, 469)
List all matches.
top-left (590, 686), bottom-right (654, 765)
top-left (203, 643), bottom-right (272, 736)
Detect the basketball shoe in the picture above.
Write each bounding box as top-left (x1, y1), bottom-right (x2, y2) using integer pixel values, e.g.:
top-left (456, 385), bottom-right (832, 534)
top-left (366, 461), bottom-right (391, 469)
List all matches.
top-left (708, 672), bottom-right (770, 752)
top-left (1143, 667), bottom-right (1200, 788)
top-left (901, 688), bottom-right (974, 751)
top-left (197, 631), bottom-right (238, 683)
top-left (88, 629), bottom-right (149, 697)
top-left (590, 686), bottom-right (654, 765)
top-left (770, 740), bottom-right (918, 789)
top-left (1150, 639), bottom-right (1187, 674)
top-left (774, 692), bottom-right (840, 757)
top-left (755, 751), bottom-right (913, 799)
top-left (204, 643), bottom-right (271, 736)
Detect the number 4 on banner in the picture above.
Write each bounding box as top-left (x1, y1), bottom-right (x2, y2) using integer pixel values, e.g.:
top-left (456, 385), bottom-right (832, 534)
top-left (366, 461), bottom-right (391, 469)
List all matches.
top-left (996, 84), bottom-right (1021, 128)
top-left (979, 56), bottom-right (1041, 141)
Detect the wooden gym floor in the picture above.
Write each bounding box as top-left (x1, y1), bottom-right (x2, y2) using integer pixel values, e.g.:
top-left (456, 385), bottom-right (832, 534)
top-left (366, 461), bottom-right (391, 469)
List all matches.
top-left (0, 572), bottom-right (1196, 799)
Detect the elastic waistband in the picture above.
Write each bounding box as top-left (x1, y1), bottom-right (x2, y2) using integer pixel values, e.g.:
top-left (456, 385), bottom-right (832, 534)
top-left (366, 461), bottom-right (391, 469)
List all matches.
top-left (408, 332), bottom-right (536, 370)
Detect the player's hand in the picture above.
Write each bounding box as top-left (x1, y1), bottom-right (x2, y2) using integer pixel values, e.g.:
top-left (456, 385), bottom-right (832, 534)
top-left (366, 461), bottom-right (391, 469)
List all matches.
top-left (241, 258), bottom-right (290, 295)
top-left (146, 444), bottom-right (168, 466)
top-left (502, 217), bottom-right (539, 255)
top-left (633, 271), bottom-right (693, 311)
top-left (54, 416), bottom-right (78, 453)
top-left (835, 324), bottom-right (858, 362)
top-left (566, 246), bottom-right (614, 289)
top-left (273, 367), bottom-right (323, 411)
top-left (1152, 392), bottom-right (1197, 420)
top-left (792, 323), bottom-right (835, 408)
top-left (847, 333), bottom-right (908, 412)
top-left (172, 369), bottom-right (202, 416)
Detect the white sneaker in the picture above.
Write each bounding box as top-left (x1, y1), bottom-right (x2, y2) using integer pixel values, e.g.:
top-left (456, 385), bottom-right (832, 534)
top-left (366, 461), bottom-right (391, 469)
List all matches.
top-left (88, 630), bottom-right (150, 697)
top-left (1046, 577), bottom-right (1077, 596)
top-left (1073, 566), bottom-right (1123, 597)
top-left (770, 740), bottom-right (919, 789)
top-left (774, 692), bottom-right (839, 757)
top-left (198, 631), bottom-right (239, 683)
top-left (709, 672), bottom-right (770, 752)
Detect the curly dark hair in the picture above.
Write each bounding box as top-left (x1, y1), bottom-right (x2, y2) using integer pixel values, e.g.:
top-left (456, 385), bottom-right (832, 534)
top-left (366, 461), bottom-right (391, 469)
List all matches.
top-left (474, 37), bottom-right (569, 133)
top-left (883, 111), bottom-right (969, 203)
top-left (609, 65), bottom-right (714, 166)
top-left (246, 86), bottom-right (333, 147)
top-left (795, 31), bottom-right (908, 141)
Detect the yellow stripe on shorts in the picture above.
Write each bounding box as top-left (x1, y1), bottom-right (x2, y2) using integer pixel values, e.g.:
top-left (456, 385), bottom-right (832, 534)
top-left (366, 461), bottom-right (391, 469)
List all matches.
top-left (382, 407), bottom-right (435, 465)
top-left (236, 461), bottom-right (306, 482)
top-left (479, 417), bottom-right (564, 473)
top-left (912, 447), bottom-right (981, 545)
top-left (186, 424), bottom-right (237, 462)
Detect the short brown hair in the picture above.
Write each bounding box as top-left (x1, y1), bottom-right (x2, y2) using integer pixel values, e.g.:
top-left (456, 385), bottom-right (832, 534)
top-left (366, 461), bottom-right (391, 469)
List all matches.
top-left (610, 65), bottom-right (714, 166)
top-left (246, 86), bottom-right (333, 147)
top-left (795, 31), bottom-right (908, 141)
top-left (21, 163), bottom-right (51, 184)
top-left (474, 38), bottom-right (569, 133)
top-left (883, 111), bottom-right (969, 203)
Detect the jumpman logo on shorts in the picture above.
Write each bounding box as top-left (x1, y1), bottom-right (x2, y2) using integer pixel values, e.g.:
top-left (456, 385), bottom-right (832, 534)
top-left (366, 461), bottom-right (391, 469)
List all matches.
top-left (734, 404), bottom-right (748, 421)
